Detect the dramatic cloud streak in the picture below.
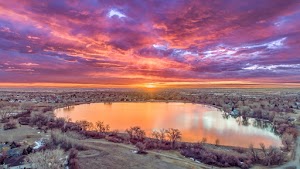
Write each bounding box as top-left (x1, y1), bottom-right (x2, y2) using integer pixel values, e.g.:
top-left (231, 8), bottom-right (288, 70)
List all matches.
top-left (0, 0), bottom-right (299, 87)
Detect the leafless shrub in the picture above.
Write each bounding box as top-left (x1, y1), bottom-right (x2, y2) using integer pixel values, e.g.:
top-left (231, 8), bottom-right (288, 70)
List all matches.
top-left (152, 131), bottom-right (160, 140)
top-left (18, 116), bottom-right (31, 125)
top-left (215, 139), bottom-right (220, 146)
top-left (68, 148), bottom-right (80, 169)
top-left (0, 109), bottom-right (9, 122)
top-left (105, 135), bottom-right (123, 143)
top-left (126, 126), bottom-right (146, 142)
top-left (30, 111), bottom-right (52, 127)
top-left (248, 144), bottom-right (258, 162)
top-left (40, 106), bottom-right (53, 113)
top-left (181, 144), bottom-right (251, 168)
top-left (65, 131), bottom-right (85, 140)
top-left (95, 121), bottom-right (110, 133)
top-left (75, 120), bottom-right (94, 131)
top-left (262, 146), bottom-right (285, 166)
top-left (285, 127), bottom-right (298, 139)
top-left (3, 119), bottom-right (17, 130)
top-left (282, 133), bottom-right (294, 151)
top-left (260, 143), bottom-right (267, 157)
top-left (26, 149), bottom-right (65, 169)
top-left (50, 130), bottom-right (86, 150)
top-left (152, 129), bottom-right (166, 142)
top-left (136, 142), bottom-right (147, 154)
top-left (108, 129), bottom-right (119, 136)
top-left (201, 137), bottom-right (207, 144)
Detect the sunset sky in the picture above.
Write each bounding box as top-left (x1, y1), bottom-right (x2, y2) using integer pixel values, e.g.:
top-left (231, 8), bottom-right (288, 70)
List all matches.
top-left (0, 0), bottom-right (299, 88)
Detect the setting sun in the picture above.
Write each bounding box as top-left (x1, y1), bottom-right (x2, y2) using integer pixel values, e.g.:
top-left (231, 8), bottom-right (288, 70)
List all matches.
top-left (145, 83), bottom-right (156, 89)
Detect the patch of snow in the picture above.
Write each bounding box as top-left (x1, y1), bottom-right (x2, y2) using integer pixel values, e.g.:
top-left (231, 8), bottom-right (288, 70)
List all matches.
top-left (33, 138), bottom-right (45, 149)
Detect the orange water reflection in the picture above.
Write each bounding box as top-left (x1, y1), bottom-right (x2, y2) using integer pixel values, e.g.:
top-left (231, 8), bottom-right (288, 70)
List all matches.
top-left (54, 102), bottom-right (281, 148)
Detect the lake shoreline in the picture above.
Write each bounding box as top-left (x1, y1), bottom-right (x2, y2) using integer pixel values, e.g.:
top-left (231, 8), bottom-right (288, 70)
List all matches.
top-left (54, 101), bottom-right (281, 148)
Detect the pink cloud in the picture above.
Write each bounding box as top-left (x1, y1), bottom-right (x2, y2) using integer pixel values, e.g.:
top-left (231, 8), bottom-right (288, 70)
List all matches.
top-left (0, 0), bottom-right (299, 87)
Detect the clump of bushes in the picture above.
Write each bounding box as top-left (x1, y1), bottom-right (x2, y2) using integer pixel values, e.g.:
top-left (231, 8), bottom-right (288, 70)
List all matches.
top-left (273, 115), bottom-right (298, 138)
top-left (248, 144), bottom-right (286, 166)
top-left (81, 130), bottom-right (105, 139)
top-left (30, 111), bottom-right (51, 128)
top-left (3, 119), bottom-right (17, 130)
top-left (47, 117), bottom-right (66, 130)
top-left (26, 149), bottom-right (65, 169)
top-left (105, 135), bottom-right (124, 143)
top-left (62, 122), bottom-right (82, 132)
top-left (40, 106), bottom-right (53, 113)
top-left (68, 148), bottom-right (80, 169)
top-left (18, 117), bottom-right (31, 125)
top-left (50, 130), bottom-right (86, 150)
top-left (180, 144), bottom-right (252, 168)
top-left (105, 136), bottom-right (121, 143)
top-left (126, 126), bottom-right (146, 143)
top-left (180, 141), bottom-right (287, 168)
top-left (135, 142), bottom-right (147, 154)
top-left (143, 138), bottom-right (172, 150)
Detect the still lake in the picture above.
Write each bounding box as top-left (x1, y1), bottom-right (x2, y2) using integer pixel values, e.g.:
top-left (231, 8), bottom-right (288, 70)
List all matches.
top-left (54, 102), bottom-right (281, 148)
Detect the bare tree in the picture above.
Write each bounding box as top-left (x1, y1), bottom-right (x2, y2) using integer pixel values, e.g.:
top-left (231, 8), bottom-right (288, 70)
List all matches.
top-left (260, 143), bottom-right (267, 157)
top-left (158, 129), bottom-right (166, 142)
top-left (75, 120), bottom-right (93, 131)
top-left (95, 121), bottom-right (110, 133)
top-left (263, 146), bottom-right (285, 166)
top-left (282, 133), bottom-right (294, 151)
top-left (166, 128), bottom-right (181, 148)
top-left (152, 129), bottom-right (166, 142)
top-left (26, 149), bottom-right (65, 169)
top-left (152, 130), bottom-right (160, 140)
top-left (215, 139), bottom-right (220, 146)
top-left (249, 144), bottom-right (258, 162)
top-left (126, 126), bottom-right (146, 141)
top-left (201, 137), bottom-right (207, 144)
top-left (20, 102), bottom-right (35, 112)
top-left (0, 109), bottom-right (9, 121)
top-left (269, 146), bottom-right (285, 165)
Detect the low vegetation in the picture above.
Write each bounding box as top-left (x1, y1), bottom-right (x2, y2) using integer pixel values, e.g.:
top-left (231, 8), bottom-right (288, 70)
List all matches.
top-left (3, 119), bottom-right (17, 130)
top-left (26, 149), bottom-right (65, 169)
top-left (50, 130), bottom-right (86, 151)
top-left (67, 148), bottom-right (80, 169)
top-left (0, 89), bottom-right (299, 168)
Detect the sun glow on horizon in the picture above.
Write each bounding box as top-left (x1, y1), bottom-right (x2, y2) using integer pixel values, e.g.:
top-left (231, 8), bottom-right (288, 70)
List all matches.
top-left (0, 81), bottom-right (299, 89)
top-left (145, 83), bottom-right (156, 89)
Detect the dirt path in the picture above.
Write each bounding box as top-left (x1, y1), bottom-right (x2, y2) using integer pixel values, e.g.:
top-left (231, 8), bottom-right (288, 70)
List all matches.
top-left (78, 150), bottom-right (101, 158)
top-left (82, 139), bottom-right (228, 169)
top-left (83, 136), bottom-right (300, 169)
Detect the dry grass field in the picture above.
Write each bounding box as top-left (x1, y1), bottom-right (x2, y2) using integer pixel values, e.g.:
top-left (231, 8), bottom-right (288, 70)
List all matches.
top-left (78, 139), bottom-right (215, 169)
top-left (0, 125), bottom-right (44, 144)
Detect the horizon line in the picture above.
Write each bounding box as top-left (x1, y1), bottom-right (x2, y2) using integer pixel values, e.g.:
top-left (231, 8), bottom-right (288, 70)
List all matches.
top-left (0, 82), bottom-right (299, 89)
